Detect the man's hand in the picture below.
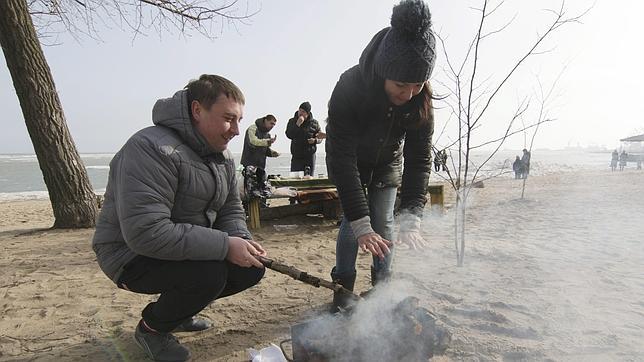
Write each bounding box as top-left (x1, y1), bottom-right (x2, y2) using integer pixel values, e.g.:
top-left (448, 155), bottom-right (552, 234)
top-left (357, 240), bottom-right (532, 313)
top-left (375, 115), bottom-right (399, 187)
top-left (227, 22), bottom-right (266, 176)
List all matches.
top-left (396, 232), bottom-right (428, 250)
top-left (307, 138), bottom-right (317, 144)
top-left (268, 134), bottom-right (277, 145)
top-left (296, 115), bottom-right (305, 127)
top-left (357, 232), bottom-right (392, 260)
top-left (226, 236), bottom-right (267, 268)
top-left (316, 131), bottom-right (326, 139)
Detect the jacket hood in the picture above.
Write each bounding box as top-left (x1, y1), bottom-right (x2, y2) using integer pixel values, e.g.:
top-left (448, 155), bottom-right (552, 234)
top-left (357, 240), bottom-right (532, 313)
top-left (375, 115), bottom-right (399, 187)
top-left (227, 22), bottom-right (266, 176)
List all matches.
top-left (359, 27), bottom-right (389, 88)
top-left (152, 89), bottom-right (215, 157)
top-left (255, 117), bottom-right (270, 132)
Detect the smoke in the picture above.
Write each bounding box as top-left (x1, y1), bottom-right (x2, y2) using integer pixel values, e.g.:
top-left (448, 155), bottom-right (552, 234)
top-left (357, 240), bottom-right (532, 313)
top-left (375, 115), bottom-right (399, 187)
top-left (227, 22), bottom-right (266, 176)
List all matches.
top-left (294, 279), bottom-right (446, 361)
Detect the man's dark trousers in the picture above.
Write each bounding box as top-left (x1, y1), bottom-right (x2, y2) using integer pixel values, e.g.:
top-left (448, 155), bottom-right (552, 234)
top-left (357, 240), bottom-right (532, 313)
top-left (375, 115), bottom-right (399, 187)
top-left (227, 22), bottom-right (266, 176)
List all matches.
top-left (118, 256), bottom-right (265, 332)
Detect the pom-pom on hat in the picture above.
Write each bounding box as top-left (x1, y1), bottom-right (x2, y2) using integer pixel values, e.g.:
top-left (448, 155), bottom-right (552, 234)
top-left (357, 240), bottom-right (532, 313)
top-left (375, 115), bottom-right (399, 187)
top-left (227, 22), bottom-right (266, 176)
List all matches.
top-left (299, 101), bottom-right (312, 113)
top-left (374, 0), bottom-right (436, 83)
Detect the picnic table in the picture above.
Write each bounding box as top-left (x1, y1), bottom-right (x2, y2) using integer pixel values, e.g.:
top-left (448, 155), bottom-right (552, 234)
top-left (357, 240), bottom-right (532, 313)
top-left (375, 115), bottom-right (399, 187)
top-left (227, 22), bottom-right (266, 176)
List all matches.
top-left (246, 177), bottom-right (446, 230)
top-left (247, 177), bottom-right (340, 229)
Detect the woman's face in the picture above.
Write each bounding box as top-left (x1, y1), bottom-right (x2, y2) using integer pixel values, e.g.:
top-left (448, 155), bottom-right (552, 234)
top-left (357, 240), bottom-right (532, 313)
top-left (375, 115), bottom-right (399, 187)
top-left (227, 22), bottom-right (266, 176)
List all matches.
top-left (384, 80), bottom-right (425, 106)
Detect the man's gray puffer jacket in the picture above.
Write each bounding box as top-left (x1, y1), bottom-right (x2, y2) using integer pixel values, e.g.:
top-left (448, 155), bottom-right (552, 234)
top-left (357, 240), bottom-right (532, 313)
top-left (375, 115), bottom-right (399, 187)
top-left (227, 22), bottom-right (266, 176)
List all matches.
top-left (92, 89), bottom-right (251, 283)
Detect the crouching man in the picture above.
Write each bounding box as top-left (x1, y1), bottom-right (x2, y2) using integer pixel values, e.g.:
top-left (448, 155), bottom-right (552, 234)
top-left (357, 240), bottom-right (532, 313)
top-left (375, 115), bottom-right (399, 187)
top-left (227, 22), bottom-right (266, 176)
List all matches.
top-left (92, 74), bottom-right (267, 362)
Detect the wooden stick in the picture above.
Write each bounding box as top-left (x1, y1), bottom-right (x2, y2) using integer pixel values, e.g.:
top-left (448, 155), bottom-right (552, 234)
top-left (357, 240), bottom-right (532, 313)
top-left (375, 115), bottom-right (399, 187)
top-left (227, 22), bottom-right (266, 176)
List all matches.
top-left (257, 256), bottom-right (361, 301)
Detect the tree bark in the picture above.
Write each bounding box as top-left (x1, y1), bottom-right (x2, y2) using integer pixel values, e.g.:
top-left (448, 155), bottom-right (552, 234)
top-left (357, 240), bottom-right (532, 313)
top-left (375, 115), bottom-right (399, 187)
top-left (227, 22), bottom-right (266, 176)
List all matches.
top-left (0, 0), bottom-right (97, 228)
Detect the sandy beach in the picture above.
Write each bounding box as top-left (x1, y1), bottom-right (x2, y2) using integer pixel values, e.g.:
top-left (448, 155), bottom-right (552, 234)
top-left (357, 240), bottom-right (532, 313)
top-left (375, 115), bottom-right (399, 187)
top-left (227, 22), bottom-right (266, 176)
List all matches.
top-left (1, 169), bottom-right (643, 361)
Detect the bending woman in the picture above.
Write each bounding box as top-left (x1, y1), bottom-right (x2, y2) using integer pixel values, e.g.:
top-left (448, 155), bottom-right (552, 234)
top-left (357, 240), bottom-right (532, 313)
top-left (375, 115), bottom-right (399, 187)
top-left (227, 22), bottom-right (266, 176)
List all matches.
top-left (325, 0), bottom-right (436, 312)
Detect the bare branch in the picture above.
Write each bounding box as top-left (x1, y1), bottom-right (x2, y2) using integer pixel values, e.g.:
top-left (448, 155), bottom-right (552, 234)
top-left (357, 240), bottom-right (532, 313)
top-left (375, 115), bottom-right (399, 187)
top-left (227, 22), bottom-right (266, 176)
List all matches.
top-left (28, 0), bottom-right (261, 43)
top-left (471, 4), bottom-right (586, 130)
top-left (480, 13), bottom-right (516, 39)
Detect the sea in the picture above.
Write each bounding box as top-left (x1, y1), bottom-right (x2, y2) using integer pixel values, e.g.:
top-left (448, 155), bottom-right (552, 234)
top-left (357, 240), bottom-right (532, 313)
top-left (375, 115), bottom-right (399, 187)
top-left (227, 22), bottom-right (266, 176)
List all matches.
top-left (0, 149), bottom-right (621, 202)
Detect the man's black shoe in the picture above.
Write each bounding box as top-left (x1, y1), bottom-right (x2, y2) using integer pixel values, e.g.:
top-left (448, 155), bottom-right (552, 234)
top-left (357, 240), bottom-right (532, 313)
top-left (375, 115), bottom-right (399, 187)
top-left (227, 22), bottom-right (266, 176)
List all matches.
top-left (172, 316), bottom-right (213, 333)
top-left (134, 322), bottom-right (191, 362)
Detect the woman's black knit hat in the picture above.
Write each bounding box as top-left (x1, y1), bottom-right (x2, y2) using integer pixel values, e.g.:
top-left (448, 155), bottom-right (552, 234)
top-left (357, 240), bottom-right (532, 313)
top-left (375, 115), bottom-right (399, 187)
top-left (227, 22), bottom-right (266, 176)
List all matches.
top-left (374, 0), bottom-right (436, 83)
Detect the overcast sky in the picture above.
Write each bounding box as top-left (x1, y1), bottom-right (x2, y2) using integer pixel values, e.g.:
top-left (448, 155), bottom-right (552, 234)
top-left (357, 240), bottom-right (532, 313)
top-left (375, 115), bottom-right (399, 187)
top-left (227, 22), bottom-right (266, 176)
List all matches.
top-left (1, 0), bottom-right (642, 154)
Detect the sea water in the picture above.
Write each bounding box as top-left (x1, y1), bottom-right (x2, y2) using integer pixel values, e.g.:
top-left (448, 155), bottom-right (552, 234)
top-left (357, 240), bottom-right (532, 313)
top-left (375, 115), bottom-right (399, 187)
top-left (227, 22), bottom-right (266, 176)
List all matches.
top-left (0, 149), bottom-right (620, 202)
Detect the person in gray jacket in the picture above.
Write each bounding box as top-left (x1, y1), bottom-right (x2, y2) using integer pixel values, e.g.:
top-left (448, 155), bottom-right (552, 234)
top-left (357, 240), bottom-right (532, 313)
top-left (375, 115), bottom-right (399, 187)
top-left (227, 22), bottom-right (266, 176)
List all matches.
top-left (92, 74), bottom-right (267, 362)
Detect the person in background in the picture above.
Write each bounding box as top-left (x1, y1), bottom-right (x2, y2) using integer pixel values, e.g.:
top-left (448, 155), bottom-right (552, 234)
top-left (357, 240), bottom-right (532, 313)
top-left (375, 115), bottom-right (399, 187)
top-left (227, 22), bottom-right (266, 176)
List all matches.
top-left (241, 115), bottom-right (280, 203)
top-left (521, 148), bottom-right (531, 177)
top-left (619, 150), bottom-right (628, 171)
top-left (512, 155), bottom-right (523, 179)
top-left (433, 149), bottom-right (441, 172)
top-left (241, 114), bottom-right (279, 171)
top-left (610, 149), bottom-right (618, 172)
top-left (286, 101), bottom-right (322, 176)
top-left (92, 74), bottom-right (267, 362)
top-left (440, 149), bottom-right (448, 171)
top-left (325, 0), bottom-right (436, 312)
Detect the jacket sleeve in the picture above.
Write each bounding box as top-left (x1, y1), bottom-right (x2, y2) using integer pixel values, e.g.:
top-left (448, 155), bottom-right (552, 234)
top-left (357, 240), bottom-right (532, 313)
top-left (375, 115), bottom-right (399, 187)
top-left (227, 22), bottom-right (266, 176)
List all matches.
top-left (285, 118), bottom-right (305, 140)
top-left (327, 80), bottom-right (370, 223)
top-left (213, 164), bottom-right (252, 240)
top-left (400, 117), bottom-right (433, 216)
top-left (114, 136), bottom-right (230, 261)
top-left (248, 124), bottom-right (270, 147)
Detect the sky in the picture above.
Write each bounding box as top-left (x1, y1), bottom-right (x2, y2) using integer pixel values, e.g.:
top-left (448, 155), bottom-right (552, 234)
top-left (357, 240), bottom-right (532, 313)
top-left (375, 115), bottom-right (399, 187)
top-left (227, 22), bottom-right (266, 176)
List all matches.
top-left (1, 0), bottom-right (642, 154)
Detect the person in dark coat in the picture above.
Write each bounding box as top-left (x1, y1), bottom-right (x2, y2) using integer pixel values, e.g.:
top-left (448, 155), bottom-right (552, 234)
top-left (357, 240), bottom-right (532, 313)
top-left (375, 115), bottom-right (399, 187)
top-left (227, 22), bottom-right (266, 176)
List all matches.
top-left (92, 75), bottom-right (267, 362)
top-left (521, 148), bottom-right (531, 178)
top-left (433, 149), bottom-right (441, 172)
top-left (512, 156), bottom-right (523, 179)
top-left (440, 149), bottom-right (448, 171)
top-left (611, 149), bottom-right (618, 172)
top-left (285, 101), bottom-right (322, 176)
top-left (325, 0), bottom-right (436, 312)
top-left (619, 150), bottom-right (628, 171)
top-left (241, 115), bottom-right (279, 201)
top-left (241, 114), bottom-right (279, 171)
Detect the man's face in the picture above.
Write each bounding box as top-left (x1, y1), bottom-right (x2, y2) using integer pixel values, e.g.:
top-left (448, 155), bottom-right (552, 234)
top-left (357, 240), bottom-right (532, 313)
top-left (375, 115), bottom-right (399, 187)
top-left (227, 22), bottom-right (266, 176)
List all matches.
top-left (384, 79), bottom-right (425, 106)
top-left (192, 94), bottom-right (243, 152)
top-left (264, 118), bottom-right (277, 131)
top-left (297, 108), bottom-right (309, 119)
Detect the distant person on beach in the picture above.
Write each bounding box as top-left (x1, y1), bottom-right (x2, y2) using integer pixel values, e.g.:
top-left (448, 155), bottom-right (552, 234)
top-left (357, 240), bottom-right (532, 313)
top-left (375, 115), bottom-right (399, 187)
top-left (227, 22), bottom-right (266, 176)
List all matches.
top-left (325, 0), bottom-right (435, 312)
top-left (611, 149), bottom-right (619, 172)
top-left (285, 101), bottom-right (323, 176)
top-left (521, 148), bottom-right (531, 177)
top-left (619, 150), bottom-right (628, 171)
top-left (241, 114), bottom-right (280, 203)
top-left (512, 156), bottom-right (524, 179)
top-left (433, 149), bottom-right (441, 172)
top-left (92, 74), bottom-right (267, 362)
top-left (440, 148), bottom-right (448, 171)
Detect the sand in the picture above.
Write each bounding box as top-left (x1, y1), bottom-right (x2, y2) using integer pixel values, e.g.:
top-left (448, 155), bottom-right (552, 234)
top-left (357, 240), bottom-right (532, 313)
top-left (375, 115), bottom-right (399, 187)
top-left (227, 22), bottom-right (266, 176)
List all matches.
top-left (1, 169), bottom-right (643, 361)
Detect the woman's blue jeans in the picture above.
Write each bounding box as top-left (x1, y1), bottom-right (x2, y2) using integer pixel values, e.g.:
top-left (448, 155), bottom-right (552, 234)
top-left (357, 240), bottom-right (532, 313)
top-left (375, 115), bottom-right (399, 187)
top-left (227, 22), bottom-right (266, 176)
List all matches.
top-left (334, 185), bottom-right (397, 277)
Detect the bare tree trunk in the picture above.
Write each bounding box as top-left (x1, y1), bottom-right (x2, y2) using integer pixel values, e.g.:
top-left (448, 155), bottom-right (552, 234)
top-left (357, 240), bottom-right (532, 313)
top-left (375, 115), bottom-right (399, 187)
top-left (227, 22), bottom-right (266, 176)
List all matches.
top-left (0, 0), bottom-right (97, 228)
top-left (454, 190), bottom-right (466, 266)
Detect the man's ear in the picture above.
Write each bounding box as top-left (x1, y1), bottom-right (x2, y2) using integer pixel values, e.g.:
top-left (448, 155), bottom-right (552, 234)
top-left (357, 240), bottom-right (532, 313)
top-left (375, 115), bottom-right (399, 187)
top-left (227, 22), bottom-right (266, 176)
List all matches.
top-left (191, 100), bottom-right (202, 122)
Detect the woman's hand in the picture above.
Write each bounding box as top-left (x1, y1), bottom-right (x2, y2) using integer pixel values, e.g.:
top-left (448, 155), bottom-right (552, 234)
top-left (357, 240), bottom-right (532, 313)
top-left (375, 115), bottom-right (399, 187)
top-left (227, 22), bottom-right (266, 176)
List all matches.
top-left (396, 232), bottom-right (428, 250)
top-left (357, 232), bottom-right (392, 260)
